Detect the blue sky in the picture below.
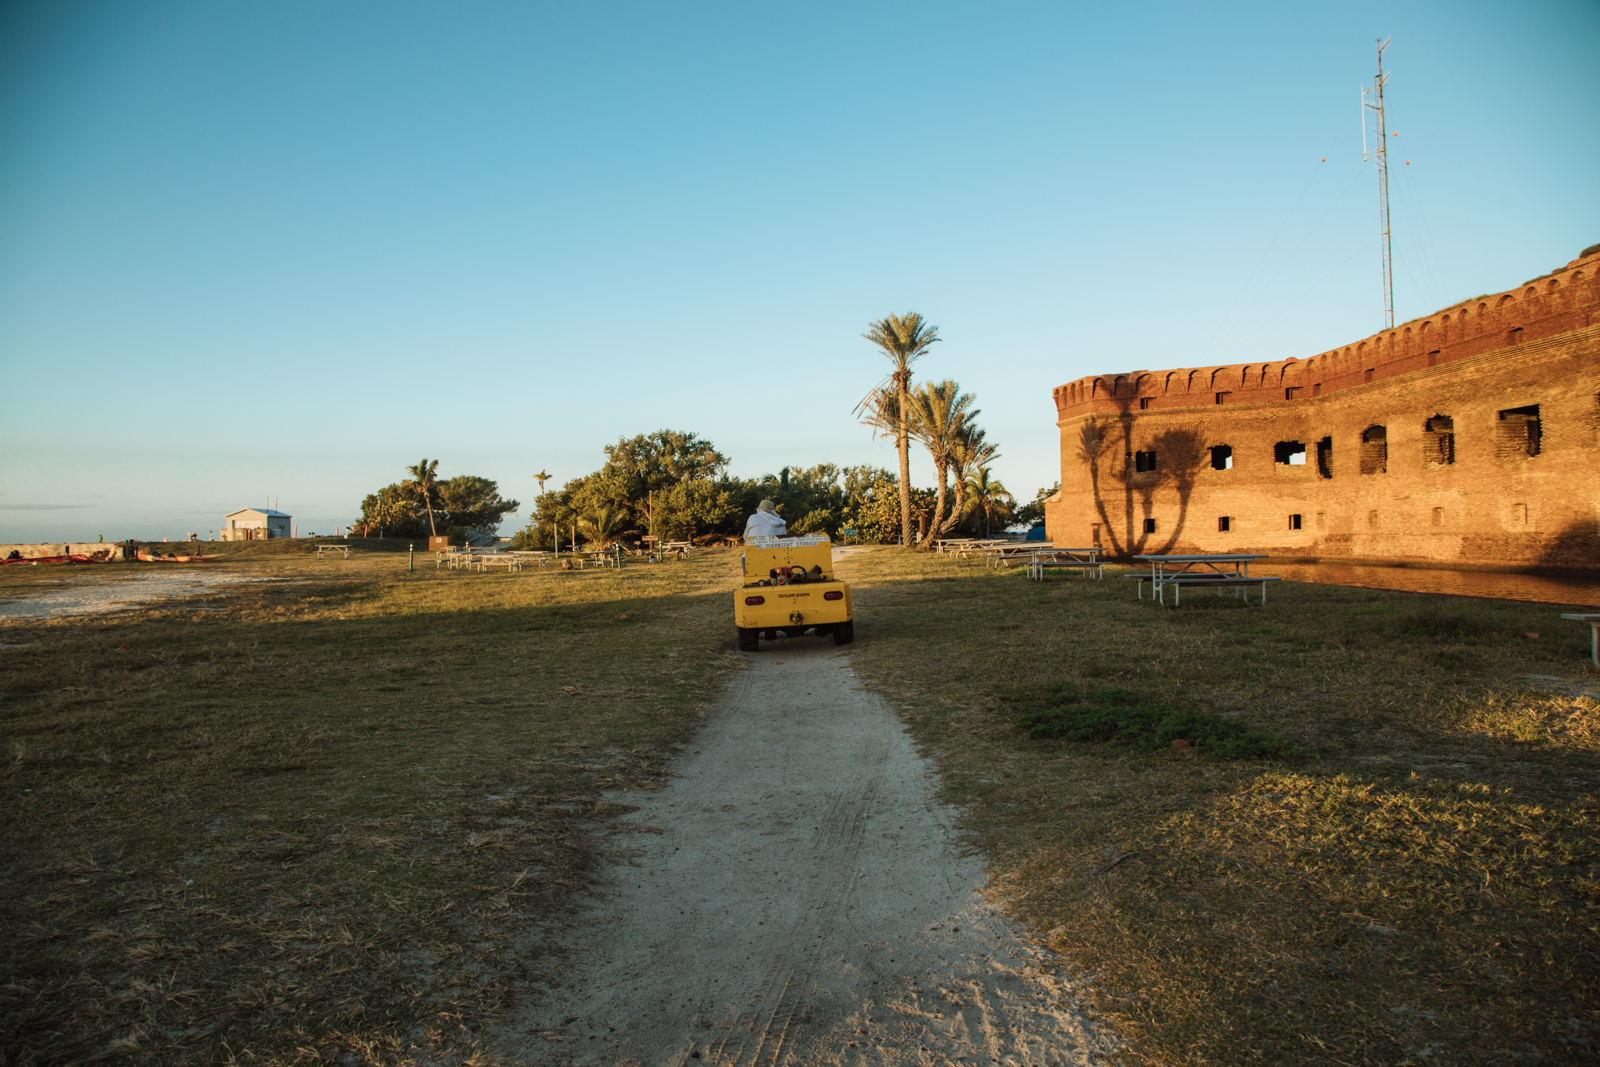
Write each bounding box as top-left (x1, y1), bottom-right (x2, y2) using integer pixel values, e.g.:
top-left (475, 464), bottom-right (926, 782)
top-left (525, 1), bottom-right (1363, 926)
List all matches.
top-left (2, 1), bottom-right (1596, 541)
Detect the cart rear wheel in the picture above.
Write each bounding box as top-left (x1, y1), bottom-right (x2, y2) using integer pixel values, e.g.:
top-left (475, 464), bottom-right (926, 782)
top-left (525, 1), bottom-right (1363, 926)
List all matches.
top-left (736, 626), bottom-right (759, 652)
top-left (832, 619), bottom-right (854, 645)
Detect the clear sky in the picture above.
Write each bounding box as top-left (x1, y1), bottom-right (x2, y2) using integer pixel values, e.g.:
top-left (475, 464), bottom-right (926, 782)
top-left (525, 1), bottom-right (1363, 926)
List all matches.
top-left (2, 1), bottom-right (1596, 542)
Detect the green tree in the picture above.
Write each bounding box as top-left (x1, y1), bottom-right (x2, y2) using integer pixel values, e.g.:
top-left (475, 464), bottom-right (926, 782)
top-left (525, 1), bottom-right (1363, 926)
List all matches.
top-left (949, 424), bottom-right (998, 534)
top-left (858, 313), bottom-right (939, 547)
top-left (962, 467), bottom-right (1016, 537)
top-left (435, 475), bottom-right (519, 537)
top-left (905, 379), bottom-right (977, 543)
top-left (603, 430), bottom-right (729, 539)
top-left (579, 505), bottom-right (626, 547)
top-left (1013, 482), bottom-right (1060, 529)
top-left (404, 458), bottom-right (441, 537)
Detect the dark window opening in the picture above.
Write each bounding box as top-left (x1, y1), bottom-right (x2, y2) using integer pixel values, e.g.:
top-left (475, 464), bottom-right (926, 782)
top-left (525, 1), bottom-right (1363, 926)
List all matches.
top-left (1316, 436), bottom-right (1333, 479)
top-left (1210, 444), bottom-right (1233, 470)
top-left (1215, 391), bottom-right (1231, 405)
top-left (1360, 425), bottom-right (1388, 474)
top-left (1513, 503), bottom-right (1528, 524)
top-left (1423, 415), bottom-right (1455, 466)
top-left (1218, 516), bottom-right (1231, 532)
top-left (1507, 327), bottom-right (1524, 346)
top-left (1364, 368), bottom-right (1375, 383)
top-left (1431, 507), bottom-right (1444, 527)
top-left (1496, 405), bottom-right (1541, 458)
top-left (1143, 518), bottom-right (1157, 534)
top-left (1285, 386), bottom-right (1302, 400)
top-left (1427, 349), bottom-right (1441, 367)
top-left (1313, 383), bottom-right (1322, 396)
top-left (1134, 450), bottom-right (1158, 473)
top-left (1274, 441), bottom-right (1308, 466)
top-left (1289, 514), bottom-right (1303, 530)
top-left (1139, 397), bottom-right (1152, 410)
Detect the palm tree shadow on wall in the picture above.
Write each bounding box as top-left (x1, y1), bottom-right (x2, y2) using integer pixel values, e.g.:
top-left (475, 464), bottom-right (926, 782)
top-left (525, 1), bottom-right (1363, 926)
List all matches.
top-left (1077, 396), bottom-right (1206, 560)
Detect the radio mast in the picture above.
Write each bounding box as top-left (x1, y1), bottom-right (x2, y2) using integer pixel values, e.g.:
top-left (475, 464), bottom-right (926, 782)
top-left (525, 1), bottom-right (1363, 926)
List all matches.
top-left (1362, 38), bottom-right (1394, 329)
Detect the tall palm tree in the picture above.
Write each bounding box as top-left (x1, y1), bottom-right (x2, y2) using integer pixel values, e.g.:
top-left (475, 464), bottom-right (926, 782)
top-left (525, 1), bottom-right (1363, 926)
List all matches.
top-left (533, 470), bottom-right (551, 495)
top-left (857, 313), bottom-right (940, 547)
top-left (905, 379), bottom-right (976, 543)
top-left (405, 458), bottom-right (440, 538)
top-left (962, 467), bottom-right (1015, 537)
top-left (949, 423), bottom-right (998, 535)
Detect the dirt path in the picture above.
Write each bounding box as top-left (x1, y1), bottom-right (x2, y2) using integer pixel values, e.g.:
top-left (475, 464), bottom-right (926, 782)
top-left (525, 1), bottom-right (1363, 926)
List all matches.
top-left (500, 641), bottom-right (1114, 1066)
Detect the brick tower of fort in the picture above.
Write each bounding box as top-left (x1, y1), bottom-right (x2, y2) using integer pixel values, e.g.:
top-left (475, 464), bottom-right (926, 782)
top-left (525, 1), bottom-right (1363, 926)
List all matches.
top-left (1044, 245), bottom-right (1600, 572)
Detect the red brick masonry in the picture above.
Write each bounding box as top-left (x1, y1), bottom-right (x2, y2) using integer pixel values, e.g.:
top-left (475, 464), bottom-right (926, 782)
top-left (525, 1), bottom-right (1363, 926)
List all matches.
top-left (1045, 249), bottom-right (1600, 572)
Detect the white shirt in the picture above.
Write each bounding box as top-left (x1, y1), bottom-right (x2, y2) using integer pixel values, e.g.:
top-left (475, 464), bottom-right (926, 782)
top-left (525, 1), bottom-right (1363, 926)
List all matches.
top-left (743, 511), bottom-right (787, 539)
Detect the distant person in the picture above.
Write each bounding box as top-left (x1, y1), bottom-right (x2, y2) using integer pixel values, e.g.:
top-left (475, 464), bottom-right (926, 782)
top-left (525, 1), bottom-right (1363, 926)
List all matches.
top-left (743, 499), bottom-right (786, 539)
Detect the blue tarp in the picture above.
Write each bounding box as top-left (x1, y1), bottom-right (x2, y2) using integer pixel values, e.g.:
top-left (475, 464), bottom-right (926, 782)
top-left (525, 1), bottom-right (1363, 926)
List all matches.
top-left (1025, 525), bottom-right (1046, 541)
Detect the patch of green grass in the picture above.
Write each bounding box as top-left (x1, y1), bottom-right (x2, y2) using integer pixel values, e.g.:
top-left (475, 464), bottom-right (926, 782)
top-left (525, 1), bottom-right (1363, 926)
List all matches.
top-left (1004, 684), bottom-right (1292, 758)
top-left (1005, 684), bottom-right (1297, 758)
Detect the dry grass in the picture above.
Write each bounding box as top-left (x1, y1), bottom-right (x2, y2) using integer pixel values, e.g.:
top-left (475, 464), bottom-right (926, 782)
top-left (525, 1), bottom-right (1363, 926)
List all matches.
top-left (0, 541), bottom-right (746, 1065)
top-left (834, 548), bottom-right (1600, 1066)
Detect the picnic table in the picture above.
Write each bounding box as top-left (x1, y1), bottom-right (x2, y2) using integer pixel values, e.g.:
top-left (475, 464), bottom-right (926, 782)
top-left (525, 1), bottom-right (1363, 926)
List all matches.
top-left (975, 541), bottom-right (1054, 568)
top-left (315, 543), bottom-right (351, 560)
top-left (1560, 614), bottom-right (1600, 667)
top-left (1027, 546), bottom-right (1105, 581)
top-left (471, 553), bottom-right (522, 573)
top-left (1130, 554), bottom-right (1279, 606)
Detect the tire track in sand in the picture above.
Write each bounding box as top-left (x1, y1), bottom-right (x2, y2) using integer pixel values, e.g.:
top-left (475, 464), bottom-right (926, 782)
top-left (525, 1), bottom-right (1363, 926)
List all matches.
top-left (501, 641), bottom-right (1114, 1066)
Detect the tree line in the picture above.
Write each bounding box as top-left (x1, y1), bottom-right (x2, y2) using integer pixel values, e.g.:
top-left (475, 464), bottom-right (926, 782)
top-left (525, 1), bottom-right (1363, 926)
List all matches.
top-left (351, 311), bottom-right (1057, 548)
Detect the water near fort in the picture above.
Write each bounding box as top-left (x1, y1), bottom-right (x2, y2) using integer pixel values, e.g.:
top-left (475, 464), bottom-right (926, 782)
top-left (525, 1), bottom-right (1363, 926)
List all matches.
top-left (1256, 561), bottom-right (1600, 606)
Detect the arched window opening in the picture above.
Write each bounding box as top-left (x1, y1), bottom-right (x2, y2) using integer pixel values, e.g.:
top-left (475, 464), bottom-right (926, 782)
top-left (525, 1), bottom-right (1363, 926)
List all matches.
top-left (1360, 426), bottom-right (1388, 475)
top-left (1423, 416), bottom-right (1455, 466)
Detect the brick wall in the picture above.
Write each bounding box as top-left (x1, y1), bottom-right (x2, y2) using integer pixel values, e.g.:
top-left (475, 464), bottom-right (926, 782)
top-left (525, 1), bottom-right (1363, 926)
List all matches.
top-left (1044, 251), bottom-right (1600, 572)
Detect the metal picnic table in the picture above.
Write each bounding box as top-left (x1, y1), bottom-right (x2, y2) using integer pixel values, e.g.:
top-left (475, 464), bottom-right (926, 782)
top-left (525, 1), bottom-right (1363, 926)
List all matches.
top-left (1131, 553), bottom-right (1279, 606)
top-left (1027, 546), bottom-right (1105, 581)
top-left (1560, 614), bottom-right (1600, 667)
top-left (315, 543), bottom-right (351, 560)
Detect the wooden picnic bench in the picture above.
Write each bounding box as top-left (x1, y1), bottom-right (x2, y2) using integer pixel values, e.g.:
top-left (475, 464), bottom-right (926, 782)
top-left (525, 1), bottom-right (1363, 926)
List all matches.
top-left (315, 543), bottom-right (351, 560)
top-left (472, 553), bottom-right (522, 573)
top-left (976, 542), bottom-right (1053, 568)
top-left (1560, 614), bottom-right (1600, 667)
top-left (1027, 547), bottom-right (1104, 580)
top-left (1130, 554), bottom-right (1280, 606)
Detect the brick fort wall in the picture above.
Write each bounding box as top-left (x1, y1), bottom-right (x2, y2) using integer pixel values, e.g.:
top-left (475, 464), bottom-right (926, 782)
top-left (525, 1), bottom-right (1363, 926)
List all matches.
top-left (1043, 247), bottom-right (1600, 572)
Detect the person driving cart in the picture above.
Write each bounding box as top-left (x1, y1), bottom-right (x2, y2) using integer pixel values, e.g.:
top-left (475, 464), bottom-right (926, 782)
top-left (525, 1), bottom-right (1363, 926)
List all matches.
top-left (743, 499), bottom-right (786, 539)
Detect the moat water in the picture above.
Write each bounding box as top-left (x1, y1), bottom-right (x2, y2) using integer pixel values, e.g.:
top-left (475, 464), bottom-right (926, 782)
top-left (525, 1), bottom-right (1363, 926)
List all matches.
top-left (1253, 561), bottom-right (1600, 607)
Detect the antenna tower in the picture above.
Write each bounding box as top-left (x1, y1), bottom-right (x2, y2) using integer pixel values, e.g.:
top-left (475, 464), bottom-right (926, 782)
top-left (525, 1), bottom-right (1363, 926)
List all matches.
top-left (1362, 37), bottom-right (1394, 329)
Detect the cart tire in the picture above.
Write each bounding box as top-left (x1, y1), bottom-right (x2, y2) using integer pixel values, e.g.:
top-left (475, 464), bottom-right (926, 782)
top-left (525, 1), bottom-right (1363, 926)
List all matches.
top-left (736, 626), bottom-right (759, 652)
top-left (832, 620), bottom-right (855, 645)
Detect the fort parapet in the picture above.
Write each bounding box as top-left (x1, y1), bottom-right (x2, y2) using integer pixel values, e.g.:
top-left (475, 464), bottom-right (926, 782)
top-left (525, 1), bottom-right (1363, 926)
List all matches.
top-left (1044, 247), bottom-right (1600, 572)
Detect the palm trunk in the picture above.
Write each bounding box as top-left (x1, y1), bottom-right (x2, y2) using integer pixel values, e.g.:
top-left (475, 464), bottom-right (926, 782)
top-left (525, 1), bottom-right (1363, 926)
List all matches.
top-left (896, 380), bottom-right (912, 548)
top-left (939, 469), bottom-right (965, 538)
top-left (425, 500), bottom-right (437, 537)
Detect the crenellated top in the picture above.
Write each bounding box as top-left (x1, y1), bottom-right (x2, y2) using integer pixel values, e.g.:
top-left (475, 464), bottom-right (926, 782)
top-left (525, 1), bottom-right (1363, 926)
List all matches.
top-left (1052, 250), bottom-right (1600, 418)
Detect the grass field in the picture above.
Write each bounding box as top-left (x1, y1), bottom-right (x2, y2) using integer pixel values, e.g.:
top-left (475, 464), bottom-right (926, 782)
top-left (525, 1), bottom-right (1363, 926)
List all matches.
top-left (834, 549), bottom-right (1599, 1067)
top-left (0, 540), bottom-right (746, 1065)
top-left (3, 542), bottom-right (1597, 1065)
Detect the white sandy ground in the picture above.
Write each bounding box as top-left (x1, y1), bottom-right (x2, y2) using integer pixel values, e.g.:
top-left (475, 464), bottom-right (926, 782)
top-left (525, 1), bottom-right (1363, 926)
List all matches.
top-left (498, 640), bottom-right (1117, 1067)
top-left (0, 571), bottom-right (291, 620)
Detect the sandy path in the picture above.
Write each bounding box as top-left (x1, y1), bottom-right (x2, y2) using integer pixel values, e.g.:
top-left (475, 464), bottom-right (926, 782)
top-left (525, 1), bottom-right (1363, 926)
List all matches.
top-left (500, 641), bottom-right (1113, 1066)
top-left (0, 571), bottom-right (291, 620)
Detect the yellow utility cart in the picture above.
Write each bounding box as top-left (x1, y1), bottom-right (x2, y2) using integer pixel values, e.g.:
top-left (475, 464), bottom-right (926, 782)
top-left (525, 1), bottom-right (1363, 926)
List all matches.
top-left (734, 534), bottom-right (854, 652)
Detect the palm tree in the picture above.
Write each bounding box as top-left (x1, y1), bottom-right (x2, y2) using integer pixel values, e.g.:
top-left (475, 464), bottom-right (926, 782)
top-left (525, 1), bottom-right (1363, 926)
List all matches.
top-left (579, 505), bottom-right (626, 548)
top-left (857, 313), bottom-right (940, 547)
top-left (905, 379), bottom-right (976, 543)
top-left (533, 470), bottom-right (551, 495)
top-left (404, 458), bottom-right (440, 538)
top-left (949, 423), bottom-right (998, 535)
top-left (962, 467), bottom-right (1015, 537)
